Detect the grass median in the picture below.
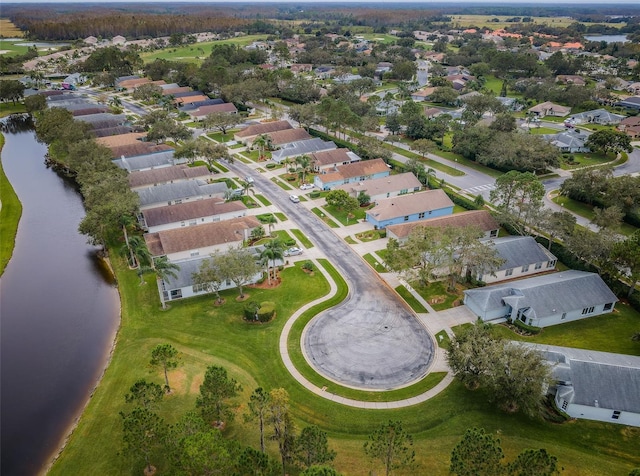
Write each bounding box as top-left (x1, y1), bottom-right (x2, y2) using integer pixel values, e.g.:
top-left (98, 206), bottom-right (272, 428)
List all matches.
top-left (0, 133), bottom-right (22, 276)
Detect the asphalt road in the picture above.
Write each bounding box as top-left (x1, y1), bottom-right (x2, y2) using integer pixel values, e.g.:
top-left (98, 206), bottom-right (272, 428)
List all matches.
top-left (224, 160), bottom-right (435, 390)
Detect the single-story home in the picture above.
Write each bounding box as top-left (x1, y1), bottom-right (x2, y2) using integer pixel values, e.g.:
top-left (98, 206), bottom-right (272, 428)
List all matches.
top-left (175, 94), bottom-right (210, 106)
top-left (128, 164), bottom-right (212, 190)
top-left (386, 210), bottom-right (499, 245)
top-left (618, 116), bottom-right (640, 138)
top-left (136, 180), bottom-right (229, 210)
top-left (314, 158), bottom-right (390, 190)
top-left (186, 102), bottom-right (238, 120)
top-left (93, 125), bottom-right (134, 137)
top-left (179, 98), bottom-right (224, 112)
top-left (156, 254), bottom-right (263, 303)
top-left (532, 344), bottom-right (640, 427)
top-left (334, 172), bottom-right (421, 202)
top-left (477, 236), bottom-right (557, 284)
top-left (410, 87), bottom-right (436, 102)
top-left (61, 73), bottom-right (87, 89)
top-left (529, 101), bottom-right (571, 117)
top-left (234, 120), bottom-right (293, 143)
top-left (108, 142), bottom-right (174, 160)
top-left (96, 132), bottom-right (147, 148)
top-left (555, 75), bottom-right (586, 86)
top-left (144, 215), bottom-right (261, 261)
top-left (113, 150), bottom-right (184, 172)
top-left (568, 109), bottom-right (625, 125)
top-left (366, 189), bottom-right (454, 229)
top-left (75, 112), bottom-right (126, 128)
top-left (543, 130), bottom-right (590, 153)
top-left (311, 148), bottom-right (361, 172)
top-left (616, 96), bottom-right (640, 110)
top-left (141, 197), bottom-right (248, 233)
top-left (271, 138), bottom-right (336, 164)
top-left (266, 128), bottom-right (312, 146)
top-left (463, 270), bottom-right (618, 328)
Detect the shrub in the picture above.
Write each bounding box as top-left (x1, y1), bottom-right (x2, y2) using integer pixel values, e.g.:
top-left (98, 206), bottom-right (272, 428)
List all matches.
top-left (309, 191), bottom-right (321, 199)
top-left (257, 301), bottom-right (275, 322)
top-left (509, 318), bottom-right (542, 335)
top-left (243, 301), bottom-right (261, 320)
top-left (302, 261), bottom-right (315, 272)
top-left (266, 163), bottom-right (276, 169)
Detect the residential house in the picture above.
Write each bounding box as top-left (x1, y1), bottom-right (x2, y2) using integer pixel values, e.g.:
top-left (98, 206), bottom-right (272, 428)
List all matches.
top-left (477, 236), bottom-right (557, 284)
top-left (618, 116), bottom-right (640, 138)
top-left (141, 198), bottom-right (248, 233)
top-left (185, 103), bottom-right (238, 121)
top-left (386, 210), bottom-right (499, 245)
top-left (556, 75), bottom-right (587, 86)
top-left (365, 189), bottom-right (454, 229)
top-left (144, 216), bottom-right (261, 261)
top-left (112, 35), bottom-right (127, 45)
top-left (175, 94), bottom-right (210, 106)
top-left (463, 270), bottom-right (618, 327)
top-left (534, 344), bottom-right (640, 427)
top-left (96, 132), bottom-right (147, 148)
top-left (423, 107), bottom-right (446, 119)
top-left (568, 109), bottom-right (625, 125)
top-left (311, 148), bottom-right (361, 172)
top-left (75, 112), bottom-right (126, 129)
top-left (84, 36), bottom-right (98, 45)
top-left (616, 96), bottom-right (640, 111)
top-left (411, 87), bottom-right (436, 102)
top-left (529, 101), bottom-right (571, 117)
top-left (333, 73), bottom-right (363, 84)
top-left (161, 86), bottom-right (193, 96)
top-left (136, 180), bottom-right (229, 210)
top-left (61, 73), bottom-right (86, 89)
top-left (446, 74), bottom-right (476, 91)
top-left (290, 63), bottom-right (313, 74)
top-left (266, 128), bottom-right (311, 146)
top-left (543, 130), bottom-right (590, 153)
top-left (113, 150), bottom-right (184, 172)
top-left (335, 172), bottom-right (421, 202)
top-left (271, 138), bottom-right (336, 164)
top-left (128, 164), bottom-right (212, 190)
top-left (234, 120), bottom-right (293, 144)
top-left (156, 254), bottom-right (263, 303)
top-left (314, 158), bottom-right (390, 190)
top-left (627, 82), bottom-right (640, 95)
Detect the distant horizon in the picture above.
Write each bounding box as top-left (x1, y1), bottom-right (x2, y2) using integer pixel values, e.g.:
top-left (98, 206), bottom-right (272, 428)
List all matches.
top-left (4, 0), bottom-right (640, 4)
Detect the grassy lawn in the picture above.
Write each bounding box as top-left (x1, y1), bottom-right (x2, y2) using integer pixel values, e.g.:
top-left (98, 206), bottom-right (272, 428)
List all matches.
top-left (388, 144), bottom-right (464, 177)
top-left (289, 229), bottom-right (314, 249)
top-left (345, 236), bottom-right (357, 245)
top-left (363, 253), bottom-right (387, 273)
top-left (240, 195), bottom-right (260, 208)
top-left (551, 194), bottom-right (637, 236)
top-left (254, 194), bottom-right (272, 206)
top-left (491, 302), bottom-right (640, 356)
top-left (140, 35), bottom-right (269, 63)
top-left (528, 127), bottom-right (559, 135)
top-left (207, 131), bottom-right (238, 142)
top-left (0, 102), bottom-right (26, 116)
top-left (274, 212), bottom-right (287, 222)
top-left (270, 176), bottom-right (293, 191)
top-left (395, 285), bottom-right (429, 313)
top-left (322, 204), bottom-right (367, 226)
top-left (0, 133), bottom-right (22, 276)
top-left (311, 207), bottom-right (340, 228)
top-left (49, 249), bottom-right (640, 475)
top-left (233, 153), bottom-right (251, 164)
top-left (412, 280), bottom-right (468, 311)
top-left (435, 330), bottom-right (451, 350)
top-left (559, 152), bottom-right (614, 170)
top-left (437, 146), bottom-right (504, 179)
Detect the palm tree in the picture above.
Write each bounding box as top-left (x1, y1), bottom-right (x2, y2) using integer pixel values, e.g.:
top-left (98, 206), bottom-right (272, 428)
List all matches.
top-left (253, 134), bottom-right (272, 161)
top-left (109, 96), bottom-right (123, 109)
top-left (260, 239), bottom-right (284, 285)
top-left (295, 154), bottom-right (312, 184)
top-left (243, 180), bottom-right (254, 196)
top-left (152, 257), bottom-right (180, 309)
top-left (263, 215), bottom-right (277, 236)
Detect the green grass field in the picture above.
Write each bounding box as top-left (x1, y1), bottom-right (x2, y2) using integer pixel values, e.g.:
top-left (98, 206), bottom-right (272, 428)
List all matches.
top-left (0, 133), bottom-right (22, 276)
top-left (140, 35), bottom-right (269, 64)
top-left (444, 14), bottom-right (621, 30)
top-left (551, 194), bottom-right (637, 236)
top-left (49, 250), bottom-right (640, 475)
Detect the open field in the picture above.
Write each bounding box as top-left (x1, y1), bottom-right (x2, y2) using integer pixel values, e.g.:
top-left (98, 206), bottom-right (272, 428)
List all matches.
top-left (0, 133), bottom-right (22, 277)
top-left (444, 14), bottom-right (624, 30)
top-left (140, 35), bottom-right (268, 63)
top-left (49, 250), bottom-right (640, 475)
top-left (0, 18), bottom-right (24, 39)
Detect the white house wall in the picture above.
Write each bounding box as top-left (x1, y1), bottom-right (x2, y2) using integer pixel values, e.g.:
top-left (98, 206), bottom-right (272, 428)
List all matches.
top-left (163, 271), bottom-right (263, 302)
top-left (165, 240), bottom-right (244, 262)
top-left (481, 259), bottom-right (556, 284)
top-left (558, 400), bottom-right (640, 427)
top-left (530, 303), bottom-right (615, 328)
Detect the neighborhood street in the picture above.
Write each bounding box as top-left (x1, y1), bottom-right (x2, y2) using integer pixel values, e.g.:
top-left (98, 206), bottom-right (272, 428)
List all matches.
top-left (224, 160), bottom-right (436, 390)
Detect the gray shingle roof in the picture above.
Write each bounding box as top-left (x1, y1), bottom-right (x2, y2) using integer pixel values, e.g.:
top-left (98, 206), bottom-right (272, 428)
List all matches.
top-left (487, 236), bottom-right (556, 271)
top-left (142, 198), bottom-right (247, 227)
top-left (464, 270), bottom-right (618, 317)
top-left (75, 113), bottom-right (126, 124)
top-left (271, 138), bottom-right (336, 162)
top-left (335, 172), bottom-right (421, 197)
top-left (136, 181), bottom-right (228, 207)
top-left (112, 151), bottom-right (178, 171)
top-left (570, 361), bottom-right (640, 413)
top-left (128, 164), bottom-right (211, 189)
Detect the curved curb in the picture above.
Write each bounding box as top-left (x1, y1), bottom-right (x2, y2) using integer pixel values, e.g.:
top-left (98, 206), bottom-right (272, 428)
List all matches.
top-left (279, 259), bottom-right (453, 409)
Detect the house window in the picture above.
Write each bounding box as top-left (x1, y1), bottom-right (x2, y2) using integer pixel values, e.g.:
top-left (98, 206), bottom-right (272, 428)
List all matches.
top-left (546, 260), bottom-right (556, 268)
top-left (181, 222), bottom-right (186, 227)
top-left (582, 306), bottom-right (595, 315)
top-left (603, 302), bottom-right (613, 311)
top-left (535, 262), bottom-right (542, 270)
top-left (428, 210), bottom-right (432, 215)
top-left (190, 250), bottom-right (200, 257)
top-left (522, 264), bottom-right (529, 272)
top-left (505, 268), bottom-right (513, 276)
top-left (490, 230), bottom-right (498, 237)
top-left (343, 179), bottom-right (349, 184)
top-left (404, 216), bottom-right (409, 222)
top-left (193, 283), bottom-right (207, 293)
top-left (418, 212), bottom-right (425, 219)
top-left (174, 199), bottom-right (182, 204)
top-left (400, 188), bottom-right (408, 195)
top-left (189, 220), bottom-right (197, 226)
top-left (360, 176), bottom-right (366, 181)
top-left (561, 400), bottom-right (568, 411)
top-left (170, 289), bottom-right (182, 299)
top-left (561, 313), bottom-right (566, 320)
top-left (612, 411), bottom-right (621, 420)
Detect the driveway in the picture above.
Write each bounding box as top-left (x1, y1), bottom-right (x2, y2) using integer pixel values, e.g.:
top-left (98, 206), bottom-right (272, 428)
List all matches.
top-left (224, 160), bottom-right (435, 390)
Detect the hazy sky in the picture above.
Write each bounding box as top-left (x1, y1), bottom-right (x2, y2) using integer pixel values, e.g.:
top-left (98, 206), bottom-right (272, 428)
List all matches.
top-left (6, 0), bottom-right (640, 4)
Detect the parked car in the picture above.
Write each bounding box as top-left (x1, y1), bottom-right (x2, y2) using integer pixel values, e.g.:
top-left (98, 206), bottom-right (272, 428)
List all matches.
top-left (284, 247), bottom-right (303, 257)
top-left (289, 195), bottom-right (300, 203)
top-left (245, 176), bottom-right (254, 183)
top-left (300, 183), bottom-right (314, 190)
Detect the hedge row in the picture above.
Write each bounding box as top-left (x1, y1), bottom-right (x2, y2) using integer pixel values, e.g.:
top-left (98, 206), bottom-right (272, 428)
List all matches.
top-left (308, 128), bottom-right (358, 153)
top-left (243, 301), bottom-right (276, 322)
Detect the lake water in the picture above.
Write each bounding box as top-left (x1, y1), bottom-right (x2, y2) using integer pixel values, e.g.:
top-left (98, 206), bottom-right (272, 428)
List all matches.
top-left (0, 118), bottom-right (120, 476)
top-left (15, 42), bottom-right (70, 48)
top-left (584, 35), bottom-right (629, 43)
